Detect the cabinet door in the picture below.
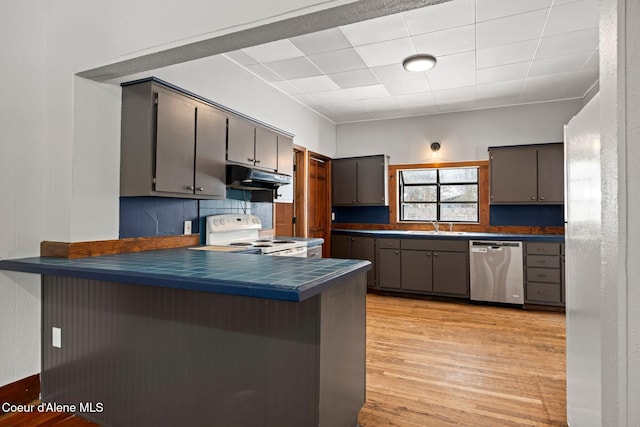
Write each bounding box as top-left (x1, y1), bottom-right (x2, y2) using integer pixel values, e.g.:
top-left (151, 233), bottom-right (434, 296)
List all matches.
top-left (356, 156), bottom-right (385, 205)
top-left (331, 235), bottom-right (352, 259)
top-left (490, 148), bottom-right (538, 203)
top-left (332, 158), bottom-right (357, 205)
top-left (378, 248), bottom-right (401, 289)
top-left (352, 236), bottom-right (376, 287)
top-left (155, 90), bottom-right (196, 194)
top-left (401, 250), bottom-right (433, 292)
top-left (432, 251), bottom-right (468, 296)
top-left (194, 104), bottom-right (226, 198)
top-left (275, 136), bottom-right (294, 203)
top-left (537, 146), bottom-right (564, 203)
top-left (255, 127), bottom-right (278, 171)
top-left (227, 117), bottom-right (255, 166)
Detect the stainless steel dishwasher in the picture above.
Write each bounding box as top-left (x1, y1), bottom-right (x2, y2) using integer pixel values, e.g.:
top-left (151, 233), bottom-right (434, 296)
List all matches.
top-left (469, 240), bottom-right (524, 304)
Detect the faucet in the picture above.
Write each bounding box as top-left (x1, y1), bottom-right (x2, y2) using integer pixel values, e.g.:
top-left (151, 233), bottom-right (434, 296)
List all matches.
top-left (429, 221), bottom-right (439, 233)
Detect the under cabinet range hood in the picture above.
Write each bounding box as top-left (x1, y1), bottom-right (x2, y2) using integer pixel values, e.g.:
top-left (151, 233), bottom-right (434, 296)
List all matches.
top-left (226, 165), bottom-right (292, 190)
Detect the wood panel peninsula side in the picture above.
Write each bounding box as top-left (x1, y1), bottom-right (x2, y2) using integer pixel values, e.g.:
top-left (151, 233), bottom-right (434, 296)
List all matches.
top-left (0, 248), bottom-right (370, 427)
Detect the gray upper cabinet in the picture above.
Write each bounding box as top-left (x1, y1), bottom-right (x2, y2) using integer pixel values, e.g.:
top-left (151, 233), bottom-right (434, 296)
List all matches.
top-left (332, 155), bottom-right (388, 206)
top-left (227, 118), bottom-right (279, 172)
top-left (489, 143), bottom-right (564, 204)
top-left (120, 80), bottom-right (226, 200)
top-left (277, 136), bottom-right (294, 176)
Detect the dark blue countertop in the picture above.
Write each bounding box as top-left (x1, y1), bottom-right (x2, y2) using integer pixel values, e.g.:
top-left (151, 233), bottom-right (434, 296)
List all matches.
top-left (0, 248), bottom-right (369, 302)
top-left (332, 229), bottom-right (565, 242)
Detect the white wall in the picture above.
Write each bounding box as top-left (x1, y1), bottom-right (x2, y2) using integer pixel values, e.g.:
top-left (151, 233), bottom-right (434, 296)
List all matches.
top-left (0, 0), bottom-right (341, 388)
top-left (336, 100), bottom-right (583, 163)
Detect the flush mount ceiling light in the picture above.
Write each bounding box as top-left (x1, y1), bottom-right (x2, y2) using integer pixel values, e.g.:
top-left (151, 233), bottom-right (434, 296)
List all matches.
top-left (402, 54), bottom-right (437, 72)
top-left (430, 141), bottom-right (441, 152)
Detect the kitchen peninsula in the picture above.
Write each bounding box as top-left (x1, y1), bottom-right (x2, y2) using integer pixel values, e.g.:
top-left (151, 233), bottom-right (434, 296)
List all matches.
top-left (0, 248), bottom-right (370, 427)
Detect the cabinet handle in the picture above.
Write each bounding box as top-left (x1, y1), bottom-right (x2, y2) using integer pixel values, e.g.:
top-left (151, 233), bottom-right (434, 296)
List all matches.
top-left (530, 196), bottom-right (537, 200)
top-left (352, 199), bottom-right (356, 203)
top-left (197, 187), bottom-right (204, 192)
top-left (187, 186), bottom-right (195, 191)
top-left (309, 253), bottom-right (318, 257)
top-left (247, 158), bottom-right (255, 162)
top-left (539, 196), bottom-right (545, 200)
top-left (537, 291), bottom-right (549, 295)
top-left (427, 252), bottom-right (432, 257)
top-left (255, 159), bottom-right (261, 164)
top-left (434, 253), bottom-right (438, 257)
top-left (395, 251), bottom-right (399, 255)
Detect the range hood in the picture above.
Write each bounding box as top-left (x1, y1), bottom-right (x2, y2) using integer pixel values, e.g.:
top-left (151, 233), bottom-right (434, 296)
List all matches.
top-left (226, 165), bottom-right (292, 190)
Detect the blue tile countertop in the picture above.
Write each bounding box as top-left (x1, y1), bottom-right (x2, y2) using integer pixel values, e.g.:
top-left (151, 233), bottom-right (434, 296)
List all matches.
top-left (332, 229), bottom-right (565, 242)
top-left (0, 248), bottom-right (369, 302)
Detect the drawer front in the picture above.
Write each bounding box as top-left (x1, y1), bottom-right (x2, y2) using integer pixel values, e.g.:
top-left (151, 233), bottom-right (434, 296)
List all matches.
top-left (401, 239), bottom-right (467, 252)
top-left (378, 238), bottom-right (401, 249)
top-left (526, 282), bottom-right (562, 303)
top-left (306, 245), bottom-right (322, 259)
top-left (526, 255), bottom-right (560, 269)
top-left (526, 242), bottom-right (561, 255)
top-left (527, 267), bottom-right (561, 284)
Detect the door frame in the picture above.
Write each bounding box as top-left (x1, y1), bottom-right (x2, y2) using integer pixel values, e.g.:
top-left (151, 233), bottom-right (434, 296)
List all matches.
top-left (307, 151), bottom-right (332, 256)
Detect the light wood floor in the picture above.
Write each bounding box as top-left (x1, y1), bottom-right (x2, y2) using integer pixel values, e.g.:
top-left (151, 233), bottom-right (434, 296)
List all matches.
top-left (359, 294), bottom-right (567, 427)
top-left (0, 294), bottom-right (566, 426)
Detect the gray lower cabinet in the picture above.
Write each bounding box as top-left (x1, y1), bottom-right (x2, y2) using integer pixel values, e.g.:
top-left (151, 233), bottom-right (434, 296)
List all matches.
top-left (524, 242), bottom-right (565, 306)
top-left (377, 238), bottom-right (469, 297)
top-left (332, 155), bottom-right (388, 206)
top-left (331, 234), bottom-right (376, 287)
top-left (120, 80), bottom-right (226, 199)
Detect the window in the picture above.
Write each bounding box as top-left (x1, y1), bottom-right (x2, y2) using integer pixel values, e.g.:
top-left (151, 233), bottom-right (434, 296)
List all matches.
top-left (399, 166), bottom-right (479, 222)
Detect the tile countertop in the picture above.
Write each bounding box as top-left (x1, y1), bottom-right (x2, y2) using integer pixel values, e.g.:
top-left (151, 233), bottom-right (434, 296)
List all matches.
top-left (0, 248), bottom-right (369, 302)
top-left (332, 229), bottom-right (565, 242)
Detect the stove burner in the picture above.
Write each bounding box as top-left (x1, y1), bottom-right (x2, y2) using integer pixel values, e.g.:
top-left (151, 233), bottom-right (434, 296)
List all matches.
top-left (253, 244), bottom-right (274, 248)
top-left (229, 242), bottom-right (252, 247)
top-left (254, 239), bottom-right (272, 243)
top-left (272, 240), bottom-right (295, 244)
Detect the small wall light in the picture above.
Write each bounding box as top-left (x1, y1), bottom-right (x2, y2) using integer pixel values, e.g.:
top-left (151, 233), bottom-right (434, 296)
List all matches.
top-left (430, 141), bottom-right (441, 153)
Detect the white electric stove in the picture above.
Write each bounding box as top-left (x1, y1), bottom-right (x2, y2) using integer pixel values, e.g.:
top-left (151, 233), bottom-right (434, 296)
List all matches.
top-left (205, 214), bottom-right (307, 257)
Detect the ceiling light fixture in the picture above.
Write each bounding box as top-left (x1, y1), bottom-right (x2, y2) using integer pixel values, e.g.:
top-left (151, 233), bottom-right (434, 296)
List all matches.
top-left (430, 141), bottom-right (441, 152)
top-left (402, 54), bottom-right (437, 72)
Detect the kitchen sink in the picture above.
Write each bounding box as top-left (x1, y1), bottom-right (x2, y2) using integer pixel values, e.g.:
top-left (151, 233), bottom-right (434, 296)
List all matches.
top-left (405, 230), bottom-right (467, 235)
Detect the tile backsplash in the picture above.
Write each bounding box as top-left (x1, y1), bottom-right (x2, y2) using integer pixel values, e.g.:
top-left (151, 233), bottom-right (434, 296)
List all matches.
top-left (120, 189), bottom-right (273, 240)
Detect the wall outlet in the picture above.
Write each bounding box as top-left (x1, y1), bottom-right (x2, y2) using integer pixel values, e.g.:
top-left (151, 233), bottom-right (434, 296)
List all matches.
top-left (331, 212), bottom-right (336, 221)
top-left (184, 220), bottom-right (192, 235)
top-left (52, 327), bottom-right (61, 348)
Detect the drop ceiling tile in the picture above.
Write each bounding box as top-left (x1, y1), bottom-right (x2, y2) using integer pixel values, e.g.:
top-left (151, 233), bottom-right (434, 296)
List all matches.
top-left (544, 0), bottom-right (598, 37)
top-left (263, 57), bottom-right (323, 80)
top-left (412, 25), bottom-right (476, 57)
top-left (476, 79), bottom-right (523, 100)
top-left (438, 100), bottom-right (479, 113)
top-left (528, 52), bottom-right (592, 77)
top-left (519, 72), bottom-right (577, 102)
top-left (341, 84), bottom-right (390, 100)
top-left (289, 28), bottom-right (353, 55)
top-left (477, 39), bottom-right (538, 68)
top-left (477, 62), bottom-right (530, 84)
top-left (270, 80), bottom-right (303, 95)
top-left (355, 38), bottom-right (416, 68)
top-left (340, 13), bottom-right (409, 46)
top-left (308, 90), bottom-right (350, 104)
top-left (476, 9), bottom-right (548, 49)
top-left (370, 63), bottom-right (425, 83)
top-left (425, 51), bottom-right (476, 78)
top-left (308, 48), bottom-right (367, 74)
top-left (403, 0), bottom-right (475, 35)
top-left (328, 69), bottom-right (380, 89)
top-left (224, 50), bottom-right (259, 66)
top-left (432, 86), bottom-right (477, 106)
top-left (334, 112), bottom-right (375, 123)
top-left (393, 92), bottom-right (439, 108)
top-left (287, 75), bottom-right (341, 93)
top-left (536, 28), bottom-right (599, 59)
top-left (476, 94), bottom-right (521, 108)
top-left (244, 63), bottom-right (284, 82)
top-left (401, 104), bottom-right (441, 117)
top-left (428, 71), bottom-right (476, 91)
top-left (357, 97), bottom-right (398, 112)
top-left (476, 0), bottom-right (552, 22)
top-left (564, 68), bottom-right (599, 98)
top-left (383, 78), bottom-right (430, 96)
top-left (242, 40), bottom-right (304, 63)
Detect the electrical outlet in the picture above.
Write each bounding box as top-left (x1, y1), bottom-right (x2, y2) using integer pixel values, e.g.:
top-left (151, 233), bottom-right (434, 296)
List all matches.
top-left (184, 220), bottom-right (192, 235)
top-left (52, 327), bottom-right (61, 348)
top-left (331, 212), bottom-right (335, 221)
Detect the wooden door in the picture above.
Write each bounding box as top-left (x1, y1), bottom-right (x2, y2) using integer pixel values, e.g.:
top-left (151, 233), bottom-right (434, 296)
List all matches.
top-left (274, 203), bottom-right (294, 236)
top-left (308, 154), bottom-right (331, 257)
